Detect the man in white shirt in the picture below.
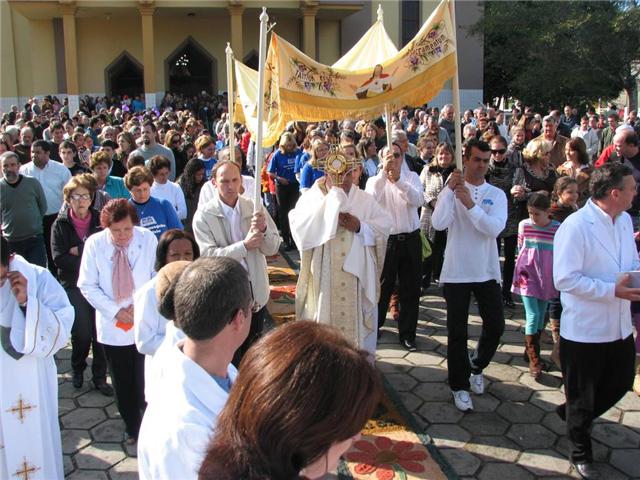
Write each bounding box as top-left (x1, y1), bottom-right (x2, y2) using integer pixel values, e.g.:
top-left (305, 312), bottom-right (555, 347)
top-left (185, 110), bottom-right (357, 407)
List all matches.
top-left (192, 161), bottom-right (280, 363)
top-left (137, 256), bottom-right (252, 480)
top-left (571, 116), bottom-right (599, 162)
top-left (20, 139), bottom-right (72, 276)
top-left (365, 143), bottom-right (423, 351)
top-left (432, 139), bottom-right (507, 412)
top-left (553, 163), bottom-right (640, 479)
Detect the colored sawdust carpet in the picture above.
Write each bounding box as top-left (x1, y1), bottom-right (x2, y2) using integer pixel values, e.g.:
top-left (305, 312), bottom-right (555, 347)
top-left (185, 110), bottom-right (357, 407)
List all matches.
top-left (339, 377), bottom-right (456, 480)
top-left (266, 252), bottom-right (297, 325)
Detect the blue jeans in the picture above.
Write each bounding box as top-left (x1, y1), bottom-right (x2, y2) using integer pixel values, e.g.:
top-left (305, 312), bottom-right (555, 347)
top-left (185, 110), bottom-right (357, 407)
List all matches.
top-left (521, 295), bottom-right (548, 334)
top-left (8, 234), bottom-right (47, 268)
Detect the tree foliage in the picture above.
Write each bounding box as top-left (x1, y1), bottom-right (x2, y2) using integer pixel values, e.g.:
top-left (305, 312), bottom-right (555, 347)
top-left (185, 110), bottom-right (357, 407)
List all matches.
top-left (471, 1), bottom-right (640, 111)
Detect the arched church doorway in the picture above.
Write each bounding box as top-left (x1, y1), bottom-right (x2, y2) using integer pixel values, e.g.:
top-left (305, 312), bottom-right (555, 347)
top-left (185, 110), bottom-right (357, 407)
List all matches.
top-left (165, 37), bottom-right (216, 95)
top-left (105, 51), bottom-right (144, 97)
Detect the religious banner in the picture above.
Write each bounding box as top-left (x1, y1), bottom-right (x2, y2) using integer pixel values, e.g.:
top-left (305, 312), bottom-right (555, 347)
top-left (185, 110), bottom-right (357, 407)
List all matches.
top-left (331, 15), bottom-right (398, 71)
top-left (264, 0), bottom-right (456, 124)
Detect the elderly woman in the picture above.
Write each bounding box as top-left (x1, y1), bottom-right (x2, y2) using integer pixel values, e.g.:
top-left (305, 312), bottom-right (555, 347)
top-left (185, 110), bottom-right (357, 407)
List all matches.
top-left (512, 139), bottom-right (557, 221)
top-left (486, 136), bottom-right (520, 308)
top-left (420, 143), bottom-right (455, 289)
top-left (51, 174), bottom-right (112, 395)
top-left (556, 137), bottom-right (592, 206)
top-left (78, 199), bottom-right (157, 444)
top-left (125, 166), bottom-right (182, 238)
top-left (91, 151), bottom-right (130, 200)
top-left (198, 321), bottom-right (380, 480)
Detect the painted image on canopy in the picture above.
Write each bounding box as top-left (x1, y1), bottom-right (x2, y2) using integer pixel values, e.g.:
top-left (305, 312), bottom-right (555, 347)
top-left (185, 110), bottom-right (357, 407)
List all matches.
top-left (355, 64), bottom-right (397, 99)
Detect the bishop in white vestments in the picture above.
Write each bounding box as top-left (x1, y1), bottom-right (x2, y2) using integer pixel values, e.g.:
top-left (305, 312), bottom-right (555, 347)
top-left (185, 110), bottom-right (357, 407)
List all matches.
top-left (0, 250), bottom-right (74, 480)
top-left (290, 156), bottom-right (391, 355)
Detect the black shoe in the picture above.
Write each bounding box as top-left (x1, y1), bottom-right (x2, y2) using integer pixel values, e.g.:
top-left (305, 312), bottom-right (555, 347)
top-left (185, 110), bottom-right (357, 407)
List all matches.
top-left (93, 380), bottom-right (114, 397)
top-left (555, 403), bottom-right (566, 421)
top-left (72, 371), bottom-right (83, 389)
top-left (503, 295), bottom-right (515, 308)
top-left (400, 339), bottom-right (417, 352)
top-left (572, 462), bottom-right (600, 479)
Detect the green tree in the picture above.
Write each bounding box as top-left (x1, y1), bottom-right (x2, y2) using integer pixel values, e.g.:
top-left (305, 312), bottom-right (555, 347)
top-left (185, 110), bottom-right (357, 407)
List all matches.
top-left (471, 1), bottom-right (640, 111)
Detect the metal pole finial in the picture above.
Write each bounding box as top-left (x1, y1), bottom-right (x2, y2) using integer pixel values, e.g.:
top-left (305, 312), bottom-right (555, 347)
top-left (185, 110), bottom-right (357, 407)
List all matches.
top-left (259, 6), bottom-right (269, 22)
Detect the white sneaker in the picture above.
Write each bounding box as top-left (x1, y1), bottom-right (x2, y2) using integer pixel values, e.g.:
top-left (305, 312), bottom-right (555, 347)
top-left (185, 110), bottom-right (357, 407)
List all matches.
top-left (470, 373), bottom-right (484, 395)
top-left (452, 390), bottom-right (474, 412)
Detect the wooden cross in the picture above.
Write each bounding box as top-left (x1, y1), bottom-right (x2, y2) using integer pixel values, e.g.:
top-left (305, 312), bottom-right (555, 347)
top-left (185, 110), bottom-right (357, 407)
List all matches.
top-left (13, 458), bottom-right (39, 480)
top-left (6, 395), bottom-right (36, 423)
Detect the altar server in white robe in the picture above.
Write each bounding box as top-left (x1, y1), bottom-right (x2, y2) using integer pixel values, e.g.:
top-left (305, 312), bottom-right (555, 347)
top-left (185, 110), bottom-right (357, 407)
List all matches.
top-left (289, 150), bottom-right (392, 356)
top-left (137, 256), bottom-right (252, 480)
top-left (0, 237), bottom-right (74, 480)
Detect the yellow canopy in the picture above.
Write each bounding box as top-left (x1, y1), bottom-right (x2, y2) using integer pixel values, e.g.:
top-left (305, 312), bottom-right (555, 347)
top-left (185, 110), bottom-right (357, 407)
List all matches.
top-left (331, 19), bottom-right (398, 70)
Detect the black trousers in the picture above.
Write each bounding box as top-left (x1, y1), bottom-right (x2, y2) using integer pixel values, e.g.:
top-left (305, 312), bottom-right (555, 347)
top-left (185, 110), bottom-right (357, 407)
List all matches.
top-left (8, 234), bottom-right (47, 268)
top-left (232, 305), bottom-right (267, 367)
top-left (443, 281), bottom-right (505, 391)
top-left (103, 344), bottom-right (146, 438)
top-left (66, 287), bottom-right (107, 382)
top-left (378, 230), bottom-right (422, 341)
top-left (422, 230), bottom-right (447, 288)
top-left (43, 214), bottom-right (58, 276)
top-left (275, 182), bottom-right (299, 245)
top-left (497, 235), bottom-right (517, 297)
top-left (559, 335), bottom-right (635, 463)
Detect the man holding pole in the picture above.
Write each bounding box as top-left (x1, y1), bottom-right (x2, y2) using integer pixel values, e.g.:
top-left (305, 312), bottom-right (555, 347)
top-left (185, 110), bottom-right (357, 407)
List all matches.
top-left (431, 139), bottom-right (507, 412)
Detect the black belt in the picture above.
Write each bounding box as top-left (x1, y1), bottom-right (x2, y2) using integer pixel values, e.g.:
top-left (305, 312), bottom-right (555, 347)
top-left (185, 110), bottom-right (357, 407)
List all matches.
top-left (389, 229), bottom-right (420, 242)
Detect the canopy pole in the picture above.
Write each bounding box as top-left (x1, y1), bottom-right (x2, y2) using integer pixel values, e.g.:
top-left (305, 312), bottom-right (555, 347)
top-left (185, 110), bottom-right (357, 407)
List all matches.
top-left (225, 43), bottom-right (236, 165)
top-left (450, 0), bottom-right (463, 170)
top-left (384, 103), bottom-right (393, 151)
top-left (253, 7), bottom-right (269, 213)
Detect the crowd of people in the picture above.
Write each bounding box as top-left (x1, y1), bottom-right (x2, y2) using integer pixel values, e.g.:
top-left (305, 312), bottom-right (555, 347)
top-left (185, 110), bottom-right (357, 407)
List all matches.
top-left (1, 93), bottom-right (640, 479)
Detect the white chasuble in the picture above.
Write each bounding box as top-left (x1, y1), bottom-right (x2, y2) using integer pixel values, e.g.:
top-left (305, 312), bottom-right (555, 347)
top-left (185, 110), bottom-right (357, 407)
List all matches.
top-left (0, 255), bottom-right (74, 480)
top-left (290, 183), bottom-right (391, 355)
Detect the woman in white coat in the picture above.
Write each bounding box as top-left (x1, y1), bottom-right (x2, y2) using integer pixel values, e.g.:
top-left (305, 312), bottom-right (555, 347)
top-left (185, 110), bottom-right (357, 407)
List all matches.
top-left (78, 198), bottom-right (157, 444)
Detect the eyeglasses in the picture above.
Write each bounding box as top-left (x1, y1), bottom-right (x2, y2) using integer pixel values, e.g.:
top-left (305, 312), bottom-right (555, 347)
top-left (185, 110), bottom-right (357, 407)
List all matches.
top-left (70, 194), bottom-right (91, 201)
top-left (491, 149), bottom-right (507, 155)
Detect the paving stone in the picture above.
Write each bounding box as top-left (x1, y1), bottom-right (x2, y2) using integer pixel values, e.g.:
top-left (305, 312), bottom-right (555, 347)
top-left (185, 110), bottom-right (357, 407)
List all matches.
top-left (396, 391), bottom-right (423, 412)
top-left (74, 443), bottom-right (126, 470)
top-left (555, 436), bottom-right (609, 462)
top-left (591, 462), bottom-right (633, 480)
top-left (90, 419), bottom-right (126, 443)
top-left (621, 410), bottom-right (640, 428)
top-left (427, 424), bottom-right (472, 449)
top-left (439, 448), bottom-right (482, 476)
top-left (385, 373), bottom-right (418, 392)
top-left (471, 393), bottom-right (500, 413)
top-left (500, 330), bottom-right (526, 344)
top-left (593, 406), bottom-right (622, 424)
top-left (591, 422), bottom-right (640, 448)
top-left (63, 454), bottom-right (73, 475)
top-left (506, 424), bottom-right (556, 449)
top-left (459, 412), bottom-right (510, 436)
top-left (464, 435), bottom-right (521, 463)
top-left (105, 403), bottom-right (121, 419)
top-left (55, 347), bottom-right (72, 360)
top-left (478, 462), bottom-right (534, 480)
top-left (412, 381), bottom-right (453, 402)
top-left (518, 372), bottom-right (563, 391)
top-left (482, 363), bottom-right (523, 383)
top-left (108, 457), bottom-right (139, 479)
top-left (530, 390), bottom-right (566, 412)
top-left (61, 408), bottom-right (107, 429)
top-left (541, 411), bottom-right (566, 436)
top-left (608, 450), bottom-right (640, 478)
top-left (489, 381), bottom-right (532, 402)
top-left (77, 390), bottom-right (115, 408)
top-left (497, 401), bottom-right (544, 423)
top-left (58, 381), bottom-right (91, 399)
top-left (615, 391), bottom-right (640, 411)
top-left (418, 401), bottom-right (465, 424)
top-left (62, 429), bottom-right (92, 455)
top-left (66, 471), bottom-right (109, 480)
top-left (58, 398), bottom-right (76, 416)
top-left (413, 335), bottom-right (440, 351)
top-left (405, 351), bottom-right (445, 366)
top-left (376, 356), bottom-right (413, 372)
top-left (518, 449), bottom-right (572, 476)
top-left (407, 366), bottom-right (448, 383)
top-left (491, 351), bottom-right (513, 365)
top-left (376, 345), bottom-right (409, 359)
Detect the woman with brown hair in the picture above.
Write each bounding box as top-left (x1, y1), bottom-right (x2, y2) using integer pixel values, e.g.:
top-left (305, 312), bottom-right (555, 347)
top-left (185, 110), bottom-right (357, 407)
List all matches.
top-left (556, 137), bottom-right (592, 206)
top-left (164, 129), bottom-right (188, 179)
top-left (198, 321), bottom-right (381, 480)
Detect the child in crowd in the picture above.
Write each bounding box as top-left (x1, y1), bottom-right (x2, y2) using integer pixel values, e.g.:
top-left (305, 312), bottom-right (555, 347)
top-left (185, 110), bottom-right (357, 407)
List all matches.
top-left (512, 194), bottom-right (560, 379)
top-left (547, 177), bottom-right (579, 368)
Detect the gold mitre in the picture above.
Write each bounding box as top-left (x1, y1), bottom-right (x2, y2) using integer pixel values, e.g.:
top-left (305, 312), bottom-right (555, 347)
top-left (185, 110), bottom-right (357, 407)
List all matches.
top-left (318, 143), bottom-right (361, 185)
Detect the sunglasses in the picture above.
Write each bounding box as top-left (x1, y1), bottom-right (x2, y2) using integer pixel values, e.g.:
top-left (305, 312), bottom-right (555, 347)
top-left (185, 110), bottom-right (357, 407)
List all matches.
top-left (491, 149), bottom-right (507, 155)
top-left (70, 193), bottom-right (91, 201)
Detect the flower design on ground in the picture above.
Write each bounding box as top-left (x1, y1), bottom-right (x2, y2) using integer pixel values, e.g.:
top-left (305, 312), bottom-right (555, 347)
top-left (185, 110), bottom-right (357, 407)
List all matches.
top-left (346, 436), bottom-right (428, 478)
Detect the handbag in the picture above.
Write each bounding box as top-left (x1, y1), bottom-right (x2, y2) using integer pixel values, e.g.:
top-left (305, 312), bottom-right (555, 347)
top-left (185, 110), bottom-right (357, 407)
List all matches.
top-left (419, 231), bottom-right (432, 260)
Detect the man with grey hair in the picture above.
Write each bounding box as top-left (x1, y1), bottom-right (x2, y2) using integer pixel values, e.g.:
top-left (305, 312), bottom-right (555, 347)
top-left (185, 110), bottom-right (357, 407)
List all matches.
top-left (13, 126), bottom-right (34, 165)
top-left (439, 104), bottom-right (456, 149)
top-left (528, 115), bottom-right (568, 168)
top-left (391, 130), bottom-right (421, 174)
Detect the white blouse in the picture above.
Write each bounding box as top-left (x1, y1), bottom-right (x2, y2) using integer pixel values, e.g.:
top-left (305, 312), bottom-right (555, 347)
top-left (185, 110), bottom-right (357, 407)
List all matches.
top-left (78, 227), bottom-right (158, 346)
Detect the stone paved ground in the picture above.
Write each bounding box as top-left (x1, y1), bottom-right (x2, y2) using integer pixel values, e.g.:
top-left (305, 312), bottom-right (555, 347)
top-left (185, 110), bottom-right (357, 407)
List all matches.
top-left (57, 282), bottom-right (640, 479)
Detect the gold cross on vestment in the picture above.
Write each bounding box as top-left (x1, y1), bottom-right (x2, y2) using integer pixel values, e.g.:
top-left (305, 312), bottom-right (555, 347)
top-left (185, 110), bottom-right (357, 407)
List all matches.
top-left (13, 458), bottom-right (39, 480)
top-left (6, 395), bottom-right (36, 423)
